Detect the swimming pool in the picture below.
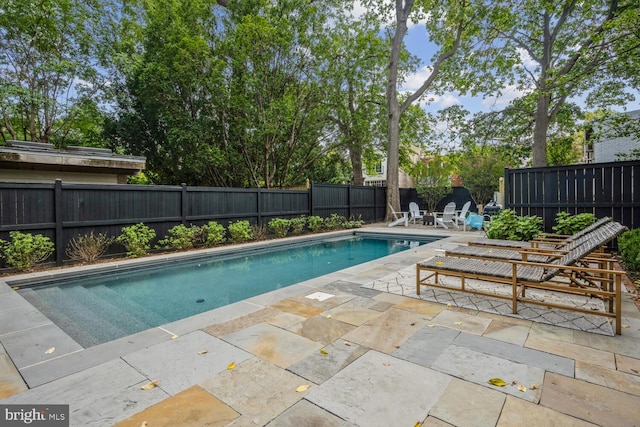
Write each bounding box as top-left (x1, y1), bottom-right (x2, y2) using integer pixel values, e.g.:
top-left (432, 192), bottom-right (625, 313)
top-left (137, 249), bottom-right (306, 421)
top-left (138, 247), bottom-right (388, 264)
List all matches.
top-left (18, 232), bottom-right (439, 347)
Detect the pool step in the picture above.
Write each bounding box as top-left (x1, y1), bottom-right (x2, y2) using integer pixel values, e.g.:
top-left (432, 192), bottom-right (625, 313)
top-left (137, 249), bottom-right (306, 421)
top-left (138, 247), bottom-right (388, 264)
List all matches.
top-left (87, 285), bottom-right (169, 328)
top-left (62, 286), bottom-right (163, 339)
top-left (20, 286), bottom-right (131, 348)
top-left (19, 288), bottom-right (100, 348)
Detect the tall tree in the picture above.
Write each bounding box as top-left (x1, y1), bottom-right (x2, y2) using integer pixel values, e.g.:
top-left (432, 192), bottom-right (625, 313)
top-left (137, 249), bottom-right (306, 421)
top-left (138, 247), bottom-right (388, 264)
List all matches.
top-left (483, 0), bottom-right (640, 167)
top-left (363, 0), bottom-right (492, 219)
top-left (0, 0), bottom-right (106, 145)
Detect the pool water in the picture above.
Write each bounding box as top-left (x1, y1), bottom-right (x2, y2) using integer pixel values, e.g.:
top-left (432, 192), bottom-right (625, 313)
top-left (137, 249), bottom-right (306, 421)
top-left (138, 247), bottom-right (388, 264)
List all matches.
top-left (19, 234), bottom-right (437, 347)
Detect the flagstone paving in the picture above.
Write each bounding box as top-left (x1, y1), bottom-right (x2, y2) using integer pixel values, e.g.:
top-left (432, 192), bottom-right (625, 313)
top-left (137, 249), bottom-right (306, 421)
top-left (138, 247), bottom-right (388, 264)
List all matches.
top-left (1, 226), bottom-right (640, 426)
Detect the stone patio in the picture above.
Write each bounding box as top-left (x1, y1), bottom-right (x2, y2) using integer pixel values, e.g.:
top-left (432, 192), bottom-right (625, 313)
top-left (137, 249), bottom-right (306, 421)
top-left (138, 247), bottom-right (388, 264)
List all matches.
top-left (1, 226), bottom-right (639, 426)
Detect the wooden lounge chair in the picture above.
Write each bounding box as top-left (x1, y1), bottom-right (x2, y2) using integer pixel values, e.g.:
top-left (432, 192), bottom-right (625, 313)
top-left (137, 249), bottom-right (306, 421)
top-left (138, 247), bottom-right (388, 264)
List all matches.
top-left (416, 223), bottom-right (626, 334)
top-left (446, 221), bottom-right (626, 264)
top-left (469, 216), bottom-right (612, 250)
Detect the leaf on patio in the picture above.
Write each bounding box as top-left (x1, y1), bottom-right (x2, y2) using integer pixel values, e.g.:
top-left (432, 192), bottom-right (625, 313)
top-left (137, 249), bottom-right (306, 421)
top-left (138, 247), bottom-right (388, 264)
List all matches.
top-left (530, 384), bottom-right (538, 390)
top-left (427, 324), bottom-right (435, 328)
top-left (326, 315), bottom-right (332, 319)
top-left (487, 378), bottom-right (507, 387)
top-left (454, 322), bottom-right (463, 325)
top-left (622, 324), bottom-right (630, 328)
top-left (517, 384), bottom-right (527, 392)
top-left (414, 422), bottom-right (421, 427)
top-left (45, 347), bottom-right (55, 354)
top-left (343, 341), bottom-right (351, 346)
top-left (320, 349), bottom-right (328, 355)
top-left (197, 350), bottom-right (208, 355)
top-left (383, 362), bottom-right (391, 367)
top-left (141, 380), bottom-right (158, 390)
top-left (11, 286), bottom-right (20, 290)
top-left (446, 303), bottom-right (452, 307)
top-left (171, 335), bottom-right (178, 339)
top-left (227, 361), bottom-right (236, 370)
top-left (296, 385), bottom-right (310, 392)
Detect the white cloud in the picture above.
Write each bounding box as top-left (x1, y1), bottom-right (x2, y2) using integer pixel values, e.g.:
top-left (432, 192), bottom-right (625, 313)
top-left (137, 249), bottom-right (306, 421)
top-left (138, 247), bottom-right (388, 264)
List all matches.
top-left (516, 47), bottom-right (537, 69)
top-left (401, 66), bottom-right (433, 91)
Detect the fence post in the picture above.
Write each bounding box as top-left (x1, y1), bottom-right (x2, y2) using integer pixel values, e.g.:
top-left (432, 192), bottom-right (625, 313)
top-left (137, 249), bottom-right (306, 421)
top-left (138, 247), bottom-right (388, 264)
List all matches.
top-left (257, 187), bottom-right (262, 225)
top-left (309, 182), bottom-right (314, 217)
top-left (181, 183), bottom-right (187, 225)
top-left (347, 185), bottom-right (352, 219)
top-left (54, 179), bottom-right (64, 266)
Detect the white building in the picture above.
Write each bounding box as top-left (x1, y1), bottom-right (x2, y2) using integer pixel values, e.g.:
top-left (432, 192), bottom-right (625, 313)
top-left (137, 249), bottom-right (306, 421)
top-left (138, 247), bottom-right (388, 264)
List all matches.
top-left (585, 109), bottom-right (640, 163)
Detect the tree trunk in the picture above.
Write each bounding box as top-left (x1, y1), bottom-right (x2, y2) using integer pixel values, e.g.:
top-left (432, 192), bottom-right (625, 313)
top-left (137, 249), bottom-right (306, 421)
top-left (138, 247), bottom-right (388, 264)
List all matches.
top-left (532, 92), bottom-right (550, 167)
top-left (350, 148), bottom-right (364, 185)
top-left (385, 105), bottom-right (401, 220)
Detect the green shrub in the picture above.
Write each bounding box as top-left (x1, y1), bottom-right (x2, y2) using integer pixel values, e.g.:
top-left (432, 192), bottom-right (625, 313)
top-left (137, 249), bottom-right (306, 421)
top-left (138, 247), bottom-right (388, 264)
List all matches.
top-left (200, 221), bottom-right (226, 246)
top-left (617, 228), bottom-right (640, 271)
top-left (157, 224), bottom-right (199, 251)
top-left (552, 212), bottom-right (596, 235)
top-left (486, 209), bottom-right (543, 241)
top-left (228, 220), bottom-right (252, 243)
top-left (290, 216), bottom-right (307, 235)
top-left (323, 213), bottom-right (345, 230)
top-left (345, 215), bottom-right (365, 229)
top-left (0, 231), bottom-right (55, 271)
top-left (307, 216), bottom-right (324, 232)
top-left (268, 218), bottom-right (291, 238)
top-left (116, 223), bottom-right (156, 258)
top-left (66, 231), bottom-right (113, 264)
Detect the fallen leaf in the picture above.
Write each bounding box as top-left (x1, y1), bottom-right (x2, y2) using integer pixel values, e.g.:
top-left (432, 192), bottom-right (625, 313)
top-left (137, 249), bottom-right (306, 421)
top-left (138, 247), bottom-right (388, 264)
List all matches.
top-left (320, 349), bottom-right (328, 355)
top-left (414, 423), bottom-right (421, 427)
top-left (517, 384), bottom-right (527, 392)
top-left (447, 303), bottom-right (452, 307)
top-left (140, 421), bottom-right (148, 427)
top-left (454, 322), bottom-right (463, 325)
top-left (11, 286), bottom-right (20, 290)
top-left (296, 385), bottom-right (310, 392)
top-left (530, 384), bottom-right (538, 390)
top-left (197, 350), bottom-right (208, 355)
top-left (487, 378), bottom-right (507, 387)
top-left (631, 369), bottom-right (638, 374)
top-left (383, 362), bottom-right (391, 367)
top-left (622, 324), bottom-right (630, 328)
top-left (141, 380), bottom-right (158, 390)
top-left (326, 315), bottom-right (332, 319)
top-left (343, 341), bottom-right (351, 346)
top-left (410, 322), bottom-right (416, 326)
top-left (227, 361), bottom-right (236, 370)
top-left (45, 347), bottom-right (55, 355)
top-left (171, 335), bottom-right (178, 339)
top-left (427, 324), bottom-right (435, 328)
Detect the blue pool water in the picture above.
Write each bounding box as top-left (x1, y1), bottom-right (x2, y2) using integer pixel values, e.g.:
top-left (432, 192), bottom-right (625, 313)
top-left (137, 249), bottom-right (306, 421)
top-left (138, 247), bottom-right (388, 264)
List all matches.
top-left (19, 233), bottom-right (438, 347)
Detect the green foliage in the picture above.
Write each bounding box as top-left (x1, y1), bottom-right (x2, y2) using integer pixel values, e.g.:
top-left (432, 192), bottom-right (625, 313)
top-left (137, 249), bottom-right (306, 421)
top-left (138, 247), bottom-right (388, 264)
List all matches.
top-left (290, 217), bottom-right (307, 235)
top-left (307, 216), bottom-right (324, 232)
top-left (345, 215), bottom-right (365, 229)
top-left (200, 221), bottom-right (226, 246)
top-left (157, 224), bottom-right (199, 251)
top-left (0, 231), bottom-right (55, 271)
top-left (552, 212), bottom-right (596, 235)
top-left (617, 229), bottom-right (640, 271)
top-left (66, 231), bottom-right (114, 264)
top-left (228, 220), bottom-right (252, 243)
top-left (458, 151), bottom-right (506, 206)
top-left (268, 218), bottom-right (291, 238)
top-left (486, 209), bottom-right (543, 241)
top-left (116, 223), bottom-right (156, 258)
top-left (414, 154), bottom-right (452, 214)
top-left (323, 214), bottom-right (345, 231)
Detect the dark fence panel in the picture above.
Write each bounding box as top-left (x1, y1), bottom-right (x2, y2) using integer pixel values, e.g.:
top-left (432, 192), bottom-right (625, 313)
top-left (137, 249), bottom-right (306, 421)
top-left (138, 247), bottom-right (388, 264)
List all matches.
top-left (505, 160), bottom-right (640, 231)
top-left (0, 180), bottom-right (389, 266)
top-left (400, 187), bottom-right (476, 213)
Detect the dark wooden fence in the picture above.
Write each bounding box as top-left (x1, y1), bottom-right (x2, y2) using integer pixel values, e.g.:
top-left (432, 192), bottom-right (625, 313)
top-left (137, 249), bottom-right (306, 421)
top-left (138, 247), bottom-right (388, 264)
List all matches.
top-left (505, 160), bottom-right (640, 231)
top-left (0, 180), bottom-right (388, 265)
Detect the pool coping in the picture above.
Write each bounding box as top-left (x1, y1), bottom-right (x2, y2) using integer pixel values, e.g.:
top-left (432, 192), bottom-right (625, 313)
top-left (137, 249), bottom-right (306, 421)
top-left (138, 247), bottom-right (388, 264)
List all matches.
top-left (0, 226), bottom-right (458, 388)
